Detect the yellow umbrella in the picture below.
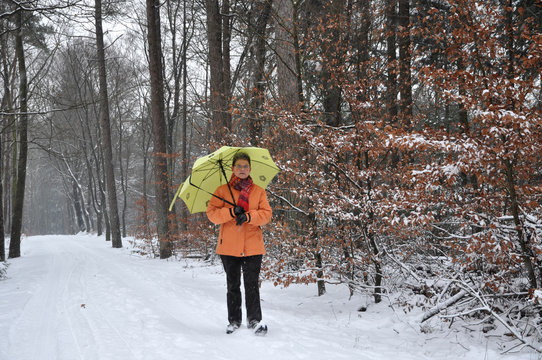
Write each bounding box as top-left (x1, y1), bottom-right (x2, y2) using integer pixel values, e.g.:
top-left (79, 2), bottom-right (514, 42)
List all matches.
top-left (170, 146), bottom-right (279, 213)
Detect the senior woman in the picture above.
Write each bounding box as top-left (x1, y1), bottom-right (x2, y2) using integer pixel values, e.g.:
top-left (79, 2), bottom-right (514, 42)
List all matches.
top-left (206, 151), bottom-right (272, 335)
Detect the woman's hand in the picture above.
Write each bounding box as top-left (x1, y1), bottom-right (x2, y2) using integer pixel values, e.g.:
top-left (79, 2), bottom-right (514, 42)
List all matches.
top-left (233, 206), bottom-right (245, 216)
top-left (235, 213), bottom-right (247, 226)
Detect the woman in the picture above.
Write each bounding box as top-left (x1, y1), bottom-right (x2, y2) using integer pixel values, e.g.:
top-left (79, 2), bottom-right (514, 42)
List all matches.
top-left (206, 152), bottom-right (272, 335)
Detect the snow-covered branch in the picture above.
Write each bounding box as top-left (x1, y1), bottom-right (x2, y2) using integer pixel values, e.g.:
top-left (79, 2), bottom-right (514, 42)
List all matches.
top-left (268, 190), bottom-right (309, 216)
top-left (421, 289), bottom-right (467, 323)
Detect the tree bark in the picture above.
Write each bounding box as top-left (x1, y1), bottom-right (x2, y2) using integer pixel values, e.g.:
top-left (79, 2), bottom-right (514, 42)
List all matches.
top-left (146, 0), bottom-right (172, 259)
top-left (9, 10), bottom-right (28, 259)
top-left (181, 0), bottom-right (189, 182)
top-left (502, 1), bottom-right (537, 289)
top-left (504, 159), bottom-right (537, 289)
top-left (0, 127), bottom-right (4, 261)
top-left (309, 212), bottom-right (326, 296)
top-left (221, 0), bottom-right (231, 113)
top-left (205, 0), bottom-right (231, 140)
top-left (95, 0), bottom-right (122, 248)
top-left (274, 0), bottom-right (299, 109)
top-left (248, 0), bottom-right (272, 142)
top-left (72, 181), bottom-right (85, 231)
top-left (0, 26), bottom-right (8, 261)
top-left (179, 0), bottom-right (190, 231)
top-left (368, 229), bottom-right (382, 303)
top-left (397, 0), bottom-right (412, 125)
top-left (165, 0), bottom-right (180, 213)
top-left (386, 0), bottom-right (398, 122)
top-left (356, 0), bottom-right (370, 99)
top-left (319, 0), bottom-right (344, 126)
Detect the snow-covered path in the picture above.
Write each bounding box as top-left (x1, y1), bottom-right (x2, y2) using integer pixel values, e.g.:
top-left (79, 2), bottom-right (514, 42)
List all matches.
top-left (0, 235), bottom-right (536, 360)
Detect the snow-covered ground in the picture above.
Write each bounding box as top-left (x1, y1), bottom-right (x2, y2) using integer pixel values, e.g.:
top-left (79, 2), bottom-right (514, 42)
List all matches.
top-left (0, 235), bottom-right (539, 360)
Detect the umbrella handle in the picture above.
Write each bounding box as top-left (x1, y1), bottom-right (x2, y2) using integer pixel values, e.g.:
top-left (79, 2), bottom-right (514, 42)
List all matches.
top-left (218, 159), bottom-right (237, 206)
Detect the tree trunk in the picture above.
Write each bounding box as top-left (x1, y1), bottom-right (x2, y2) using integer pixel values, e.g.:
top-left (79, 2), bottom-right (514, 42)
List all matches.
top-left (504, 159), bottom-right (537, 289)
top-left (315, 251), bottom-right (326, 296)
top-left (100, 186), bottom-right (110, 241)
top-left (292, 4), bottom-right (304, 105)
top-left (119, 141), bottom-right (129, 238)
top-left (0, 128), bottom-right (4, 261)
top-left (502, 1), bottom-right (537, 289)
top-left (386, 0), bottom-right (398, 122)
top-left (72, 181), bottom-right (85, 231)
top-left (397, 0), bottom-right (412, 125)
top-left (9, 10), bottom-right (28, 259)
top-left (274, 0), bottom-right (299, 109)
top-left (146, 0), bottom-right (172, 259)
top-left (309, 212), bottom-right (326, 296)
top-left (221, 0), bottom-right (231, 127)
top-left (96, 204), bottom-right (103, 236)
top-left (181, 0), bottom-right (188, 182)
top-left (165, 0), bottom-right (181, 237)
top-left (0, 29), bottom-right (8, 261)
top-left (116, 111), bottom-right (128, 238)
top-left (179, 0), bottom-right (189, 231)
top-left (205, 0), bottom-right (231, 139)
top-left (142, 134), bottom-right (150, 236)
top-left (95, 0), bottom-right (122, 248)
top-left (319, 0), bottom-right (344, 126)
top-left (80, 185), bottom-right (91, 233)
top-left (249, 0), bottom-right (272, 142)
top-left (456, 58), bottom-right (470, 134)
top-left (367, 229), bottom-right (382, 303)
top-left (2, 135), bottom-right (9, 239)
top-left (356, 0), bottom-right (370, 99)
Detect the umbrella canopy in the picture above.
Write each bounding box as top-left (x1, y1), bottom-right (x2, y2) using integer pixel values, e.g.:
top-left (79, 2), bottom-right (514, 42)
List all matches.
top-left (170, 146), bottom-right (279, 213)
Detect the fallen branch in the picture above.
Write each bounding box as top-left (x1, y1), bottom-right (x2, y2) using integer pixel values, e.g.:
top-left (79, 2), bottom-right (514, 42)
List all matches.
top-left (420, 289), bottom-right (467, 323)
top-left (456, 281), bottom-right (541, 354)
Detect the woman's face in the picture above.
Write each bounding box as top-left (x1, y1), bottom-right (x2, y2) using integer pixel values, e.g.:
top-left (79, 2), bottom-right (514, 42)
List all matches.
top-left (232, 159), bottom-right (251, 179)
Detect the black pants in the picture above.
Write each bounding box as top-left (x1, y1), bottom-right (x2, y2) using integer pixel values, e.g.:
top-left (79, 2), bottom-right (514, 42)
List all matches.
top-left (220, 255), bottom-right (263, 325)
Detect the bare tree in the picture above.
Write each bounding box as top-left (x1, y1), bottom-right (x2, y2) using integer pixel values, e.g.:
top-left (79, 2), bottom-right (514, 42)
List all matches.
top-left (0, 10), bottom-right (9, 261)
top-left (205, 0), bottom-right (231, 139)
top-left (0, 124), bottom-right (4, 261)
top-left (9, 10), bottom-right (28, 259)
top-left (95, 0), bottom-right (122, 248)
top-left (146, 0), bottom-right (172, 258)
top-left (398, 0), bottom-right (412, 123)
top-left (386, 0), bottom-right (398, 122)
top-left (317, 0), bottom-right (345, 126)
top-left (246, 0), bottom-right (272, 142)
top-left (273, 0), bottom-right (299, 109)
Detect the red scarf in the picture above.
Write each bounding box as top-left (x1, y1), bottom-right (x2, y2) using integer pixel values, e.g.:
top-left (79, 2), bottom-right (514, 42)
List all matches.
top-left (229, 175), bottom-right (253, 211)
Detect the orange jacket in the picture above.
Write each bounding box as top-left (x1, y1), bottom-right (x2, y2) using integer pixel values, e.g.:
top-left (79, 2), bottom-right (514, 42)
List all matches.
top-left (206, 183), bottom-right (272, 257)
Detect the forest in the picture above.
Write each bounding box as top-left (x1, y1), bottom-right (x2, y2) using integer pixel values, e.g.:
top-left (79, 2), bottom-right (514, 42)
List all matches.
top-left (1, 0), bottom-right (541, 354)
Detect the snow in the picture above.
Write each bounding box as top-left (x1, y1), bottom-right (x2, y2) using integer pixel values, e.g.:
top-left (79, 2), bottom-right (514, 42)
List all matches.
top-left (0, 235), bottom-right (538, 360)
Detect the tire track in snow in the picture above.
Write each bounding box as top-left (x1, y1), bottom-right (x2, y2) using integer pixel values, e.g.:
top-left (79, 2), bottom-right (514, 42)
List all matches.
top-left (5, 237), bottom-right (142, 360)
top-left (65, 239), bottom-right (224, 359)
top-left (70, 240), bottom-right (223, 357)
top-left (6, 238), bottom-right (83, 360)
top-left (58, 240), bottom-right (149, 359)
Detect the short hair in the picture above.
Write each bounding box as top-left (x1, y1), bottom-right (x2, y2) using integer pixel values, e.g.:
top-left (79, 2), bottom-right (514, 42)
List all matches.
top-left (232, 152), bottom-right (251, 166)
